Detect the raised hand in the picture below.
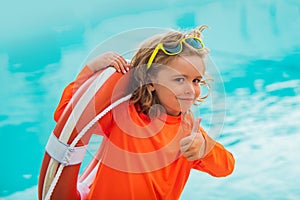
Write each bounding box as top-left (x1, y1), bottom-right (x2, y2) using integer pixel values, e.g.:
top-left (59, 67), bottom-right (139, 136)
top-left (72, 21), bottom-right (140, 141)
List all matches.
top-left (87, 52), bottom-right (132, 74)
top-left (180, 118), bottom-right (206, 161)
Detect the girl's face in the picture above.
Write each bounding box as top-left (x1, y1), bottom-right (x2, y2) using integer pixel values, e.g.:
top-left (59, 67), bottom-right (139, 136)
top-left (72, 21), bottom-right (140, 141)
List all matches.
top-left (151, 55), bottom-right (205, 116)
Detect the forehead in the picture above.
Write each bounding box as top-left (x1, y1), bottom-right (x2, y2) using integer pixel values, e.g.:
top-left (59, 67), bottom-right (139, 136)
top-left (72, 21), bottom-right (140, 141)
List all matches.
top-left (161, 55), bottom-right (205, 77)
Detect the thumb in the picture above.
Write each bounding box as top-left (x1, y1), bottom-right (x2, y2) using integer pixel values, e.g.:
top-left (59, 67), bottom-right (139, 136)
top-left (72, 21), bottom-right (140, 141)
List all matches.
top-left (180, 117), bottom-right (201, 147)
top-left (179, 117), bottom-right (203, 154)
top-left (191, 117), bottom-right (202, 135)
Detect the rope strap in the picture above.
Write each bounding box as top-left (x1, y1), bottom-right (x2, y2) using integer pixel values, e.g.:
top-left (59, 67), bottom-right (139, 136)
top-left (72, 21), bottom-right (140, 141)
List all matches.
top-left (45, 133), bottom-right (87, 166)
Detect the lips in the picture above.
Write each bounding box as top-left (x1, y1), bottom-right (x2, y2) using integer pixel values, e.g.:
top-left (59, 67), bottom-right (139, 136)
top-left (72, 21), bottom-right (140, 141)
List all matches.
top-left (177, 97), bottom-right (194, 102)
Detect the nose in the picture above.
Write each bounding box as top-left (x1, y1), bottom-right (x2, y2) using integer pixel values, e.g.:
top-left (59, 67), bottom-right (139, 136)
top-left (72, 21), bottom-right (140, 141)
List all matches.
top-left (184, 81), bottom-right (195, 95)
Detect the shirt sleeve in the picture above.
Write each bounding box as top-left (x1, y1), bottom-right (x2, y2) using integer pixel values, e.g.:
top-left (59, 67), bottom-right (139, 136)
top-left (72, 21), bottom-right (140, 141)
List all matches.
top-left (53, 65), bottom-right (113, 137)
top-left (54, 66), bottom-right (94, 122)
top-left (192, 127), bottom-right (235, 177)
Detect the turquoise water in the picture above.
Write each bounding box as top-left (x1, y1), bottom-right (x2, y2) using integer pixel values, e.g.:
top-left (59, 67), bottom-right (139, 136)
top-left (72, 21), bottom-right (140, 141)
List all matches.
top-left (1, 0), bottom-right (300, 199)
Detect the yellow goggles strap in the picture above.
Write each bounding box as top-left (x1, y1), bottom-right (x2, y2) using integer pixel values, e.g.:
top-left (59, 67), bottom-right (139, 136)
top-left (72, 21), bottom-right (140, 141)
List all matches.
top-left (147, 43), bottom-right (163, 70)
top-left (146, 37), bottom-right (204, 70)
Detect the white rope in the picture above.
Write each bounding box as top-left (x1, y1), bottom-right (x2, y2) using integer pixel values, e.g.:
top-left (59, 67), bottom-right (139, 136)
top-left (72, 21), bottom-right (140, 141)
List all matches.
top-left (71, 94), bottom-right (132, 147)
top-left (60, 68), bottom-right (116, 146)
top-left (44, 94), bottom-right (132, 200)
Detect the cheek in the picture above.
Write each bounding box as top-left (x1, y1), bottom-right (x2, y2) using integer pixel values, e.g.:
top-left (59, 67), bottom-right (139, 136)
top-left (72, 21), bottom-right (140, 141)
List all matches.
top-left (155, 85), bottom-right (176, 102)
top-left (195, 86), bottom-right (201, 97)
top-left (157, 83), bottom-right (179, 97)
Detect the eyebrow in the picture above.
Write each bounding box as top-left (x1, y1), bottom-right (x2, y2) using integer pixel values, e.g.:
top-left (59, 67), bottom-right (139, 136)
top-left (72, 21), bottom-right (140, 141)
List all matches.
top-left (171, 74), bottom-right (203, 79)
top-left (194, 75), bottom-right (203, 79)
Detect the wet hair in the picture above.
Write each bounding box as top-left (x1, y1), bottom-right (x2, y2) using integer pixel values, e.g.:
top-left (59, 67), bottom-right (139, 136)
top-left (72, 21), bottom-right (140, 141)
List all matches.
top-left (129, 25), bottom-right (210, 118)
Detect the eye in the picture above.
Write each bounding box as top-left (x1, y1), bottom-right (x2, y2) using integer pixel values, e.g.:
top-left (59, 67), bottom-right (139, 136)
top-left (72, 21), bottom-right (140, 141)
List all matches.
top-left (193, 78), bottom-right (201, 84)
top-left (174, 77), bottom-right (185, 83)
top-left (193, 78), bottom-right (206, 85)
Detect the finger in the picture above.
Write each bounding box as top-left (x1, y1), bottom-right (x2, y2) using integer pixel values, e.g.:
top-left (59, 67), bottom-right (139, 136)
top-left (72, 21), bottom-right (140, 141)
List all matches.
top-left (114, 59), bottom-right (125, 73)
top-left (179, 135), bottom-right (194, 146)
top-left (114, 56), bottom-right (128, 73)
top-left (180, 134), bottom-right (201, 153)
top-left (180, 143), bottom-right (190, 153)
top-left (107, 52), bottom-right (120, 63)
top-left (110, 61), bottom-right (121, 72)
top-left (184, 150), bottom-right (195, 158)
top-left (117, 55), bottom-right (127, 68)
top-left (126, 63), bottom-right (133, 70)
top-left (105, 54), bottom-right (120, 72)
top-left (112, 53), bottom-right (127, 72)
top-left (191, 118), bottom-right (202, 135)
top-left (112, 53), bottom-right (130, 72)
top-left (110, 56), bottom-right (125, 73)
top-left (181, 148), bottom-right (196, 159)
top-left (118, 62), bottom-right (127, 74)
top-left (186, 154), bottom-right (198, 161)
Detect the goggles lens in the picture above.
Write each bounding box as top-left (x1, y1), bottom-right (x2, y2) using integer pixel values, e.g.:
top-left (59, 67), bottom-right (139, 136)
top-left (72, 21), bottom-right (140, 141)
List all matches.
top-left (184, 38), bottom-right (204, 49)
top-left (163, 42), bottom-right (181, 54)
top-left (147, 37), bottom-right (205, 70)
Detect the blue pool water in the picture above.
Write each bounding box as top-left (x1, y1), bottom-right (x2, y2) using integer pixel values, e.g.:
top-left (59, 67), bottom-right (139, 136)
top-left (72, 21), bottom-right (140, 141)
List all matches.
top-left (1, 0), bottom-right (300, 199)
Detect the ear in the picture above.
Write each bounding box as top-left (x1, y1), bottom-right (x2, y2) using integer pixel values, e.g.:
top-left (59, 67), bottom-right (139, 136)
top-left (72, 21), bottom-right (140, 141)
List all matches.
top-left (148, 83), bottom-right (155, 92)
top-left (147, 75), bottom-right (156, 92)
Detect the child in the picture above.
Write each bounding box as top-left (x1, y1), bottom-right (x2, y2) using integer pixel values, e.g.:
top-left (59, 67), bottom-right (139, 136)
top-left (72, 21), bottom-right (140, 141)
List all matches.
top-left (39, 25), bottom-right (235, 200)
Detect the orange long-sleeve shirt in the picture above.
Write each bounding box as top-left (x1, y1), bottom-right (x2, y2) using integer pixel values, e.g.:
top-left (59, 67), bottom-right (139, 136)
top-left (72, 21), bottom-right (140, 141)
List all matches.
top-left (54, 66), bottom-right (235, 200)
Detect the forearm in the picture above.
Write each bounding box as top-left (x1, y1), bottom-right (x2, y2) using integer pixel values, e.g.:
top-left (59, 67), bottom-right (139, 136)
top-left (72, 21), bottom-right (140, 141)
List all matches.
top-left (54, 65), bottom-right (95, 122)
top-left (195, 142), bottom-right (235, 177)
top-left (193, 128), bottom-right (235, 177)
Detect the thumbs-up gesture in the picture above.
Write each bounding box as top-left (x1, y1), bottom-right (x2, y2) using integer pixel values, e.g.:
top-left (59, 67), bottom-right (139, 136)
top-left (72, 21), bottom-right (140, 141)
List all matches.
top-left (180, 118), bottom-right (206, 161)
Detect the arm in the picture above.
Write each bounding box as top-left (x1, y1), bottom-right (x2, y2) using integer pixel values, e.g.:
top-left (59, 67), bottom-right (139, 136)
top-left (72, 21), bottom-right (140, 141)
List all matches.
top-left (39, 65), bottom-right (94, 200)
top-left (39, 52), bottom-right (130, 200)
top-left (192, 127), bottom-right (235, 177)
top-left (54, 52), bottom-right (131, 122)
top-left (53, 66), bottom-right (94, 122)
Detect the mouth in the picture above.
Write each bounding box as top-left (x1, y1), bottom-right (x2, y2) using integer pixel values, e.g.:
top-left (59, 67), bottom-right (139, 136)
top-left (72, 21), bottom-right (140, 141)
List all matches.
top-left (177, 97), bottom-right (195, 102)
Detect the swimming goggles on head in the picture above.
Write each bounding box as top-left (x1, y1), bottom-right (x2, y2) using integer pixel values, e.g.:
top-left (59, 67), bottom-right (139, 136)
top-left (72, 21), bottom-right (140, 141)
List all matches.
top-left (146, 36), bottom-right (205, 70)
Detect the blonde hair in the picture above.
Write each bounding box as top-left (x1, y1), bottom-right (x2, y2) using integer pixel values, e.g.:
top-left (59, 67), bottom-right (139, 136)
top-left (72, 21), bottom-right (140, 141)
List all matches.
top-left (129, 25), bottom-right (209, 118)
